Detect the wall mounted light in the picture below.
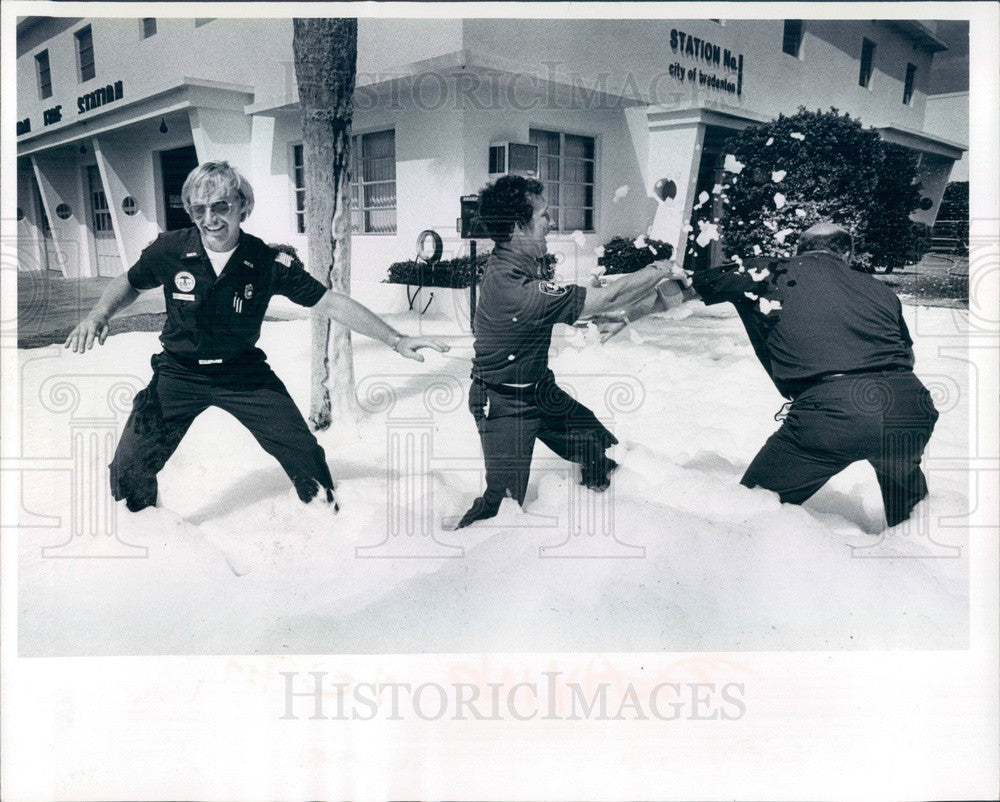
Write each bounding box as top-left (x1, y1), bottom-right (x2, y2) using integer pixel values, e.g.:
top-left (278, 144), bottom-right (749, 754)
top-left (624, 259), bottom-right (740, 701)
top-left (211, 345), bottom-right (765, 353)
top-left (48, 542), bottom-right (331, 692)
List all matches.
top-left (159, 117), bottom-right (168, 134)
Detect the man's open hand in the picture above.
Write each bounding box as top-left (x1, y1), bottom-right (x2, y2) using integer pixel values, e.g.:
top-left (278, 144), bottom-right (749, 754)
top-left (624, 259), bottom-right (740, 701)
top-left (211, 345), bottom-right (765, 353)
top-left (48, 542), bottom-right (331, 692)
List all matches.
top-left (64, 316), bottom-right (109, 353)
top-left (394, 337), bottom-right (450, 362)
top-left (651, 258), bottom-right (692, 283)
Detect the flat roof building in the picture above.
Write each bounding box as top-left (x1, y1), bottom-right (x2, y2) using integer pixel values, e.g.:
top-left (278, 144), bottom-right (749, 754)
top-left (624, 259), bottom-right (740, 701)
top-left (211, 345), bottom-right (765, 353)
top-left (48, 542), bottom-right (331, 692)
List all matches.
top-left (16, 16), bottom-right (966, 300)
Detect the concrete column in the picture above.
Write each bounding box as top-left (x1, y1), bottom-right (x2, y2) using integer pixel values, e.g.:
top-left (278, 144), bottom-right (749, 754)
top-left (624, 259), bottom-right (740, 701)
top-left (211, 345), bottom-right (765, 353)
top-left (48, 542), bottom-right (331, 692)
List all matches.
top-left (188, 106), bottom-right (254, 176)
top-left (644, 114), bottom-right (705, 262)
top-left (31, 154), bottom-right (90, 278)
top-left (17, 165), bottom-right (47, 272)
top-left (93, 136), bottom-right (161, 267)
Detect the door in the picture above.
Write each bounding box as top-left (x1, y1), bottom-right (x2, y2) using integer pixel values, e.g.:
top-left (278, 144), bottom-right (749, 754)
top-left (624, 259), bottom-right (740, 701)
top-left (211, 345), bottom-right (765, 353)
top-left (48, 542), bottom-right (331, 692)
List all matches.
top-left (159, 146), bottom-right (199, 231)
top-left (684, 125), bottom-right (736, 271)
top-left (87, 165), bottom-right (121, 277)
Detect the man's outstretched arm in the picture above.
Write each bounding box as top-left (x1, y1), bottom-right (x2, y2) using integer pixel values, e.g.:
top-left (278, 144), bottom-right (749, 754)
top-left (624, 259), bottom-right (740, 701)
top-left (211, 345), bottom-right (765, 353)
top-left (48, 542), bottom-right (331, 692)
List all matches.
top-left (313, 290), bottom-right (449, 362)
top-left (581, 259), bottom-right (685, 318)
top-left (690, 263), bottom-right (756, 305)
top-left (64, 275), bottom-right (142, 353)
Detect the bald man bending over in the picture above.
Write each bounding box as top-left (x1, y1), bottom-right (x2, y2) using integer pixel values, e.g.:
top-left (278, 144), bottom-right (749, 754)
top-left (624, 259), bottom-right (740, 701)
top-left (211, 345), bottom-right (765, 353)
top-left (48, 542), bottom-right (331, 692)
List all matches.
top-left (690, 223), bottom-right (938, 529)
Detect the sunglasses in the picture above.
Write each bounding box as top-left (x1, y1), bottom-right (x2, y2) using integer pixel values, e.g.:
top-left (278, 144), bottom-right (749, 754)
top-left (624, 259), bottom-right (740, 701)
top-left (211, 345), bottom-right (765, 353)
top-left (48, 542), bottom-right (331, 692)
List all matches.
top-left (188, 200), bottom-right (234, 219)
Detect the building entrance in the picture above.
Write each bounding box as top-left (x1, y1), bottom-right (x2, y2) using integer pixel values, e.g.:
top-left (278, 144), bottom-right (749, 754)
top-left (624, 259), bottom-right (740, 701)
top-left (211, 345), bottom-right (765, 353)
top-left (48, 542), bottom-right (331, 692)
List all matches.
top-left (160, 146), bottom-right (199, 231)
top-left (86, 165), bottom-right (121, 277)
top-left (684, 125), bottom-right (739, 271)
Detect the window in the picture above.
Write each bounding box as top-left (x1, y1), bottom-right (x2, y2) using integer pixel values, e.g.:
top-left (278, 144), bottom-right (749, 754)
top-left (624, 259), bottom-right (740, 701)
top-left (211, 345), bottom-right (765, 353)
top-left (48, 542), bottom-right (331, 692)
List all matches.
top-left (350, 130), bottom-right (397, 234)
top-left (35, 50), bottom-right (52, 99)
top-left (75, 25), bottom-right (95, 82)
top-left (529, 129), bottom-right (596, 232)
top-left (782, 20), bottom-right (803, 57)
top-left (292, 144), bottom-right (306, 234)
top-left (859, 38), bottom-right (876, 88)
top-left (194, 19), bottom-right (214, 28)
top-left (142, 18), bottom-right (157, 38)
top-left (903, 63), bottom-right (917, 105)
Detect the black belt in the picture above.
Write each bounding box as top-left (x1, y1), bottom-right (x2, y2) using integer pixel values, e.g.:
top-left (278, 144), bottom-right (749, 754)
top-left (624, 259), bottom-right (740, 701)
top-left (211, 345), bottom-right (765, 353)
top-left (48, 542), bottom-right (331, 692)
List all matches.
top-left (471, 372), bottom-right (552, 395)
top-left (162, 348), bottom-right (263, 370)
top-left (789, 365), bottom-right (912, 397)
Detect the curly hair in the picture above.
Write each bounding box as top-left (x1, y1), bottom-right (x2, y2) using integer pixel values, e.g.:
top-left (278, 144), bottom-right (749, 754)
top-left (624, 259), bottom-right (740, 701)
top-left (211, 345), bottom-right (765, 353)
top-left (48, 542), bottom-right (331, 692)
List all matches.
top-left (478, 175), bottom-right (544, 243)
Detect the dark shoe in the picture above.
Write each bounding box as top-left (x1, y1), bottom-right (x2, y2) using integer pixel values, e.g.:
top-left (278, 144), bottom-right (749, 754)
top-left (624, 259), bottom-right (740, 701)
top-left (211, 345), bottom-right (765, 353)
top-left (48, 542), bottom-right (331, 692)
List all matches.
top-left (295, 478), bottom-right (339, 512)
top-left (324, 486), bottom-right (340, 513)
top-left (455, 496), bottom-right (501, 529)
top-left (581, 458), bottom-right (618, 492)
top-left (124, 494), bottom-right (157, 513)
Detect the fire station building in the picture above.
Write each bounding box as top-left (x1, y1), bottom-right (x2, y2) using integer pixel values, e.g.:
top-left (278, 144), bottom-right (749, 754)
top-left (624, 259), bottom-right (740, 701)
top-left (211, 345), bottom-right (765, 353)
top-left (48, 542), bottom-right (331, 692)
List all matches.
top-left (16, 16), bottom-right (966, 302)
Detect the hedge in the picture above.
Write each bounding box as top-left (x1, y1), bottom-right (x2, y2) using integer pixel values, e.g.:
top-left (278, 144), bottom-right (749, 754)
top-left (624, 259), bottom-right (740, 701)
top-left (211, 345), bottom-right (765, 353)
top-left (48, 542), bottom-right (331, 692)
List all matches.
top-left (386, 251), bottom-right (557, 288)
top-left (597, 236), bottom-right (673, 274)
top-left (707, 107), bottom-right (931, 273)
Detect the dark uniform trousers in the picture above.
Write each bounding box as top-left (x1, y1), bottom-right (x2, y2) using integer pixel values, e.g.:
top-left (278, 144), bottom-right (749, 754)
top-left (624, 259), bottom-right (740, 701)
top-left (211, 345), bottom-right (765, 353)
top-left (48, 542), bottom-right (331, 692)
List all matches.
top-left (110, 349), bottom-right (334, 511)
top-left (469, 371), bottom-right (618, 507)
top-left (741, 370), bottom-right (938, 527)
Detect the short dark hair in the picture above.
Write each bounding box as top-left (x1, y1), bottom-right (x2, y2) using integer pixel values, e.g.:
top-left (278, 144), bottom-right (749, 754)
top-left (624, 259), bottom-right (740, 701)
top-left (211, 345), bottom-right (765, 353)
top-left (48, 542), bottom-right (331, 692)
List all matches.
top-left (478, 175), bottom-right (544, 243)
top-left (796, 223), bottom-right (853, 257)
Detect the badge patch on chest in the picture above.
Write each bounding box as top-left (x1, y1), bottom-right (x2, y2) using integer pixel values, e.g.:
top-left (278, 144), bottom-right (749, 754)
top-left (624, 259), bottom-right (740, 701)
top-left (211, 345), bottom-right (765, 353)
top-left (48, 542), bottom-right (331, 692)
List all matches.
top-left (538, 280), bottom-right (567, 296)
top-left (174, 271), bottom-right (196, 292)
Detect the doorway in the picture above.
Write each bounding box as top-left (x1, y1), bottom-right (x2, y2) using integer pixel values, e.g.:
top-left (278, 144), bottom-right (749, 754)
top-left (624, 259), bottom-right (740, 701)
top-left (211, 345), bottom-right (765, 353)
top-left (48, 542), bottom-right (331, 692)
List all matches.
top-left (159, 145), bottom-right (199, 230)
top-left (684, 125), bottom-right (739, 271)
top-left (86, 165), bottom-right (121, 277)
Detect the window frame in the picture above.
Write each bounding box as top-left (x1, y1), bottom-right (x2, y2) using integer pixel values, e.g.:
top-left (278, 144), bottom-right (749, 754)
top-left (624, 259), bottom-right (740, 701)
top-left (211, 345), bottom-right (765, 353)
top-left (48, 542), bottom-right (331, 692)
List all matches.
top-left (75, 24), bottom-right (95, 83)
top-left (859, 37), bottom-right (876, 89)
top-left (529, 127), bottom-right (598, 234)
top-left (903, 62), bottom-right (917, 105)
top-left (35, 50), bottom-right (52, 100)
top-left (781, 20), bottom-right (804, 58)
top-left (350, 128), bottom-right (397, 236)
top-left (291, 143), bottom-right (306, 235)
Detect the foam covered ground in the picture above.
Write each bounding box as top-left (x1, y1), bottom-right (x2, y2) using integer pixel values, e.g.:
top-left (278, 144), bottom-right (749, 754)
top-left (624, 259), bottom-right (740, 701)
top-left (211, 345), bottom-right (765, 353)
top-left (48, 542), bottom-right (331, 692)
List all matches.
top-left (17, 300), bottom-right (969, 655)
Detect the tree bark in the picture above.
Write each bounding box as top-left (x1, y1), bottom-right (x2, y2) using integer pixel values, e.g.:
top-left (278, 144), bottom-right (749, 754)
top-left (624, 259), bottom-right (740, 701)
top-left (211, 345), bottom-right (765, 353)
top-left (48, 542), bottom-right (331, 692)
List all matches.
top-left (292, 18), bottom-right (359, 430)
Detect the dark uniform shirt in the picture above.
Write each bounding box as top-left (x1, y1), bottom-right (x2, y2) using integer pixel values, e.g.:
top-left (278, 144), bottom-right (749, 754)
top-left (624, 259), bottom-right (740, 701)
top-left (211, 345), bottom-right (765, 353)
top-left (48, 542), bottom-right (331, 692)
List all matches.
top-left (692, 251), bottom-right (914, 397)
top-left (471, 244), bottom-right (586, 384)
top-left (127, 228), bottom-right (326, 361)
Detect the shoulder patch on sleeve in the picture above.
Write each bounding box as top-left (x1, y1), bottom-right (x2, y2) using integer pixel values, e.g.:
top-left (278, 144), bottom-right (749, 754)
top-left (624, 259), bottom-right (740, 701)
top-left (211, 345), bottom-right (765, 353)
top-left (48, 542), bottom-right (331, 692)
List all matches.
top-left (275, 251), bottom-right (293, 268)
top-left (538, 280), bottom-right (568, 297)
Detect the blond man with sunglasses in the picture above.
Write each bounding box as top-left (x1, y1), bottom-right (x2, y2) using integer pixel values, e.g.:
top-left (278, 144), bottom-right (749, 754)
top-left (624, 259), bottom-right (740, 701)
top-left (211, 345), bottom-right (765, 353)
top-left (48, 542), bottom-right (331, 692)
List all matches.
top-left (66, 161), bottom-right (447, 512)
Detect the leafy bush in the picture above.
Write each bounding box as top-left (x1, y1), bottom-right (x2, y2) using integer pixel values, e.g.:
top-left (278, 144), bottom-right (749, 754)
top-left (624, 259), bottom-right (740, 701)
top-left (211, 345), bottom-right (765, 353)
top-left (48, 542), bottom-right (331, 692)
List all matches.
top-left (707, 108), bottom-right (928, 273)
top-left (268, 243), bottom-right (307, 272)
top-left (385, 251), bottom-right (557, 288)
top-left (597, 236), bottom-right (674, 275)
top-left (934, 182), bottom-right (969, 255)
top-left (863, 142), bottom-right (930, 272)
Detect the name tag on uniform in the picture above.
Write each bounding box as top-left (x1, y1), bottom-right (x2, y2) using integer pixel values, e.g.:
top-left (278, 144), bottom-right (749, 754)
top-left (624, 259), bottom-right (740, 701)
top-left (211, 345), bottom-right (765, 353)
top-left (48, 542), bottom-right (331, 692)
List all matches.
top-left (172, 292), bottom-right (196, 301)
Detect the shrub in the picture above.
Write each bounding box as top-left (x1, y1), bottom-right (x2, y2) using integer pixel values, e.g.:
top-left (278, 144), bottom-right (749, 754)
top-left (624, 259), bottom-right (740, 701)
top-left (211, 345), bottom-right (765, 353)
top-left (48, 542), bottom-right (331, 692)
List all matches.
top-left (268, 243), bottom-right (307, 272)
top-left (935, 182), bottom-right (969, 255)
top-left (385, 251), bottom-right (557, 288)
top-left (863, 142), bottom-right (930, 272)
top-left (705, 108), bottom-right (926, 273)
top-left (597, 236), bottom-right (673, 275)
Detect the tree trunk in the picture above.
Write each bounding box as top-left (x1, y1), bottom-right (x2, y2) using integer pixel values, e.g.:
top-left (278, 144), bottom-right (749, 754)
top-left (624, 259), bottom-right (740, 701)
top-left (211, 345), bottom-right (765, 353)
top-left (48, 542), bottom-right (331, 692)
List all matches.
top-left (292, 18), bottom-right (359, 430)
